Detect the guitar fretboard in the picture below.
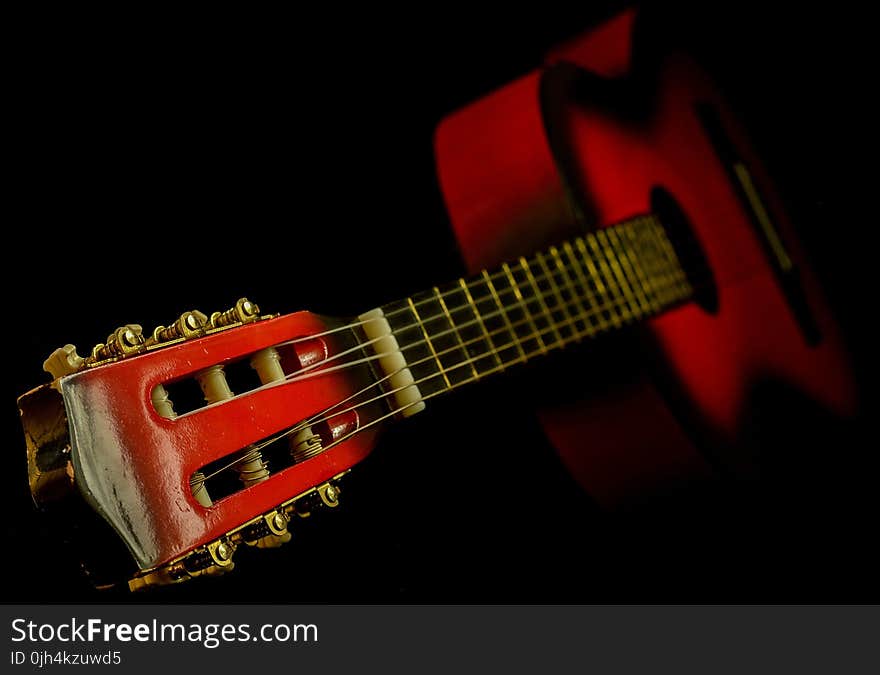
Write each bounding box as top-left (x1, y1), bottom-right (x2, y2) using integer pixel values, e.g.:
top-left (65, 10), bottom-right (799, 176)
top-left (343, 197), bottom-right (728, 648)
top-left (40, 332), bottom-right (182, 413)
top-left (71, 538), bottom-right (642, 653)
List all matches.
top-left (366, 215), bottom-right (692, 406)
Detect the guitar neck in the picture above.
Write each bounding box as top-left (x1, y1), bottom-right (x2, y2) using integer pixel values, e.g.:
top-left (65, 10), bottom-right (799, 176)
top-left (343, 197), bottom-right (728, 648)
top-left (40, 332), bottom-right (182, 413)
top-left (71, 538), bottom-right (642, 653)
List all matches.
top-left (357, 215), bottom-right (693, 414)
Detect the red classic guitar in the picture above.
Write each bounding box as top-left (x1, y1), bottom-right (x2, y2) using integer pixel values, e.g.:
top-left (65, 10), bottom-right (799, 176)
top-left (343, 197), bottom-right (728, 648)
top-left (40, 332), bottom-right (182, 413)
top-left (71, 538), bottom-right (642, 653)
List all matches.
top-left (18, 10), bottom-right (857, 591)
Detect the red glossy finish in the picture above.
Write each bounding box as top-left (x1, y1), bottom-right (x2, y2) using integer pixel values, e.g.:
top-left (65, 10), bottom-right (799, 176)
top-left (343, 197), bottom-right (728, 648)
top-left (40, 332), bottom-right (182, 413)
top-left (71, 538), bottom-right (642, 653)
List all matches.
top-left (433, 69), bottom-right (578, 272)
top-left (62, 312), bottom-right (378, 570)
top-left (545, 8), bottom-right (637, 77)
top-left (281, 337), bottom-right (329, 371)
top-left (435, 12), bottom-right (858, 505)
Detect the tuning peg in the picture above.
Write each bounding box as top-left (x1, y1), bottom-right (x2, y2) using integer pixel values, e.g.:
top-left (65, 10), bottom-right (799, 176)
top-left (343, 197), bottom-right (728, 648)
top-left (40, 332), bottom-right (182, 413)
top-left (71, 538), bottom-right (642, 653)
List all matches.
top-left (150, 310), bottom-right (208, 344)
top-left (89, 325), bottom-right (145, 363)
top-left (43, 344), bottom-right (85, 379)
top-left (318, 482), bottom-right (341, 508)
top-left (242, 510), bottom-right (292, 549)
top-left (210, 298), bottom-right (260, 328)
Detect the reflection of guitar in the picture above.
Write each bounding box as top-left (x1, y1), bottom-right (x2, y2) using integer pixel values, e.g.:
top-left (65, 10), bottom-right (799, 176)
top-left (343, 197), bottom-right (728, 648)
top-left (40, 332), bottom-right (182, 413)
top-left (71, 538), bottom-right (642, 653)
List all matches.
top-left (18, 9), bottom-right (856, 591)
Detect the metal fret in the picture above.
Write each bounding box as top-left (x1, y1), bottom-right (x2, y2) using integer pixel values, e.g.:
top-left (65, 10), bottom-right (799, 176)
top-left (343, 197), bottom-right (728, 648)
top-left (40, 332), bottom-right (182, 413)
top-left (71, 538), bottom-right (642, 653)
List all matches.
top-left (379, 215), bottom-right (692, 411)
top-left (503, 262), bottom-right (547, 355)
top-left (578, 236), bottom-right (626, 326)
top-left (624, 218), bottom-right (665, 311)
top-left (482, 270), bottom-right (526, 364)
top-left (631, 220), bottom-right (674, 305)
top-left (654, 222), bottom-right (692, 299)
top-left (519, 256), bottom-right (563, 347)
top-left (595, 229), bottom-right (643, 320)
top-left (550, 245), bottom-right (589, 338)
top-left (434, 286), bottom-right (478, 380)
top-left (562, 240), bottom-right (605, 335)
top-left (407, 297), bottom-right (452, 389)
top-left (535, 250), bottom-right (578, 342)
top-left (459, 278), bottom-right (503, 369)
top-left (644, 218), bottom-right (689, 302)
top-left (606, 226), bottom-right (653, 315)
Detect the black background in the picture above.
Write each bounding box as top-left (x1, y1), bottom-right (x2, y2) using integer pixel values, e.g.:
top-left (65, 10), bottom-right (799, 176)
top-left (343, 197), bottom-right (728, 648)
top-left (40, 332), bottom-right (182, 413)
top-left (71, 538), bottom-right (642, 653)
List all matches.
top-left (3, 2), bottom-right (876, 602)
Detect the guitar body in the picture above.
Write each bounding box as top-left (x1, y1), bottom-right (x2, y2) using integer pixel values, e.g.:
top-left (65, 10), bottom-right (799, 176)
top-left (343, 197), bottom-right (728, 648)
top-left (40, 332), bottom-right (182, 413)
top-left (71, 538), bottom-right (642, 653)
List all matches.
top-left (434, 10), bottom-right (858, 506)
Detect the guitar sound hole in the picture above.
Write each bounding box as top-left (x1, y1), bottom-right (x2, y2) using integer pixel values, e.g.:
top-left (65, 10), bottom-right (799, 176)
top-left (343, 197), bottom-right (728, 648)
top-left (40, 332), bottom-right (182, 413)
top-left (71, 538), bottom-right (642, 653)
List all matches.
top-left (650, 186), bottom-right (718, 314)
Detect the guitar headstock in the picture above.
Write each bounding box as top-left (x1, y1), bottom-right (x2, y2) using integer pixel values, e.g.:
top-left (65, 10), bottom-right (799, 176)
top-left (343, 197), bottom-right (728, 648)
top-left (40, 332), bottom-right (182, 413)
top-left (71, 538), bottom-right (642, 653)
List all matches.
top-left (18, 299), bottom-right (386, 591)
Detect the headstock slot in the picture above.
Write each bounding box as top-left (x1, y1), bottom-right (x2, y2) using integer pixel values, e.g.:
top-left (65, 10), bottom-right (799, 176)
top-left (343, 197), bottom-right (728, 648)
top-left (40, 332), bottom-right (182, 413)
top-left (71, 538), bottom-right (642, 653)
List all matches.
top-left (152, 340), bottom-right (328, 418)
top-left (192, 409), bottom-right (360, 504)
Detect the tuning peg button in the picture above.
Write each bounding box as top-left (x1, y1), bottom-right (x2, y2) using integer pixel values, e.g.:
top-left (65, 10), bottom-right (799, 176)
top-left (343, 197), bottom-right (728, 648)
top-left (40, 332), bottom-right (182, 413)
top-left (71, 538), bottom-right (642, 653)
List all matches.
top-left (318, 482), bottom-right (340, 508)
top-left (43, 344), bottom-right (85, 379)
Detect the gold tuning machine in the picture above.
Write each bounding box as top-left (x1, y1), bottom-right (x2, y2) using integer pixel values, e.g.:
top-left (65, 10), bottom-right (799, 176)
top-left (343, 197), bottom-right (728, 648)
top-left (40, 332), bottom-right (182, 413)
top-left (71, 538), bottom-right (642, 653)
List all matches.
top-left (41, 298), bottom-right (265, 380)
top-left (317, 482), bottom-right (341, 508)
top-left (44, 324), bottom-right (147, 379)
top-left (88, 325), bottom-right (146, 364)
top-left (211, 297), bottom-right (260, 328)
top-left (242, 510), bottom-right (292, 549)
top-left (127, 472), bottom-right (348, 591)
top-left (146, 298), bottom-right (261, 346)
top-left (148, 310), bottom-right (208, 345)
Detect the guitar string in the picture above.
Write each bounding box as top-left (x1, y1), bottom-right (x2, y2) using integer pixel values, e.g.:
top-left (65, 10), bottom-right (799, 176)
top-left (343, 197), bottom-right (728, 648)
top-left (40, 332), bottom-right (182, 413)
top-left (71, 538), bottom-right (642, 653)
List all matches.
top-left (282, 227), bottom-right (688, 382)
top-left (270, 274), bottom-right (690, 444)
top-left (198, 270), bottom-right (690, 482)
top-left (273, 221), bottom-right (686, 383)
top-left (279, 247), bottom-right (684, 393)
top-left (272, 218), bottom-right (696, 350)
top-left (260, 256), bottom-right (699, 395)
top-left (316, 250), bottom-right (698, 455)
top-left (245, 275), bottom-right (688, 470)
top-left (181, 246), bottom-right (677, 440)
top-left (373, 215), bottom-right (701, 323)
top-left (197, 236), bottom-right (693, 483)
top-left (199, 283), bottom-right (672, 482)
top-left (179, 235), bottom-right (687, 420)
top-left (220, 296), bottom-right (638, 478)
